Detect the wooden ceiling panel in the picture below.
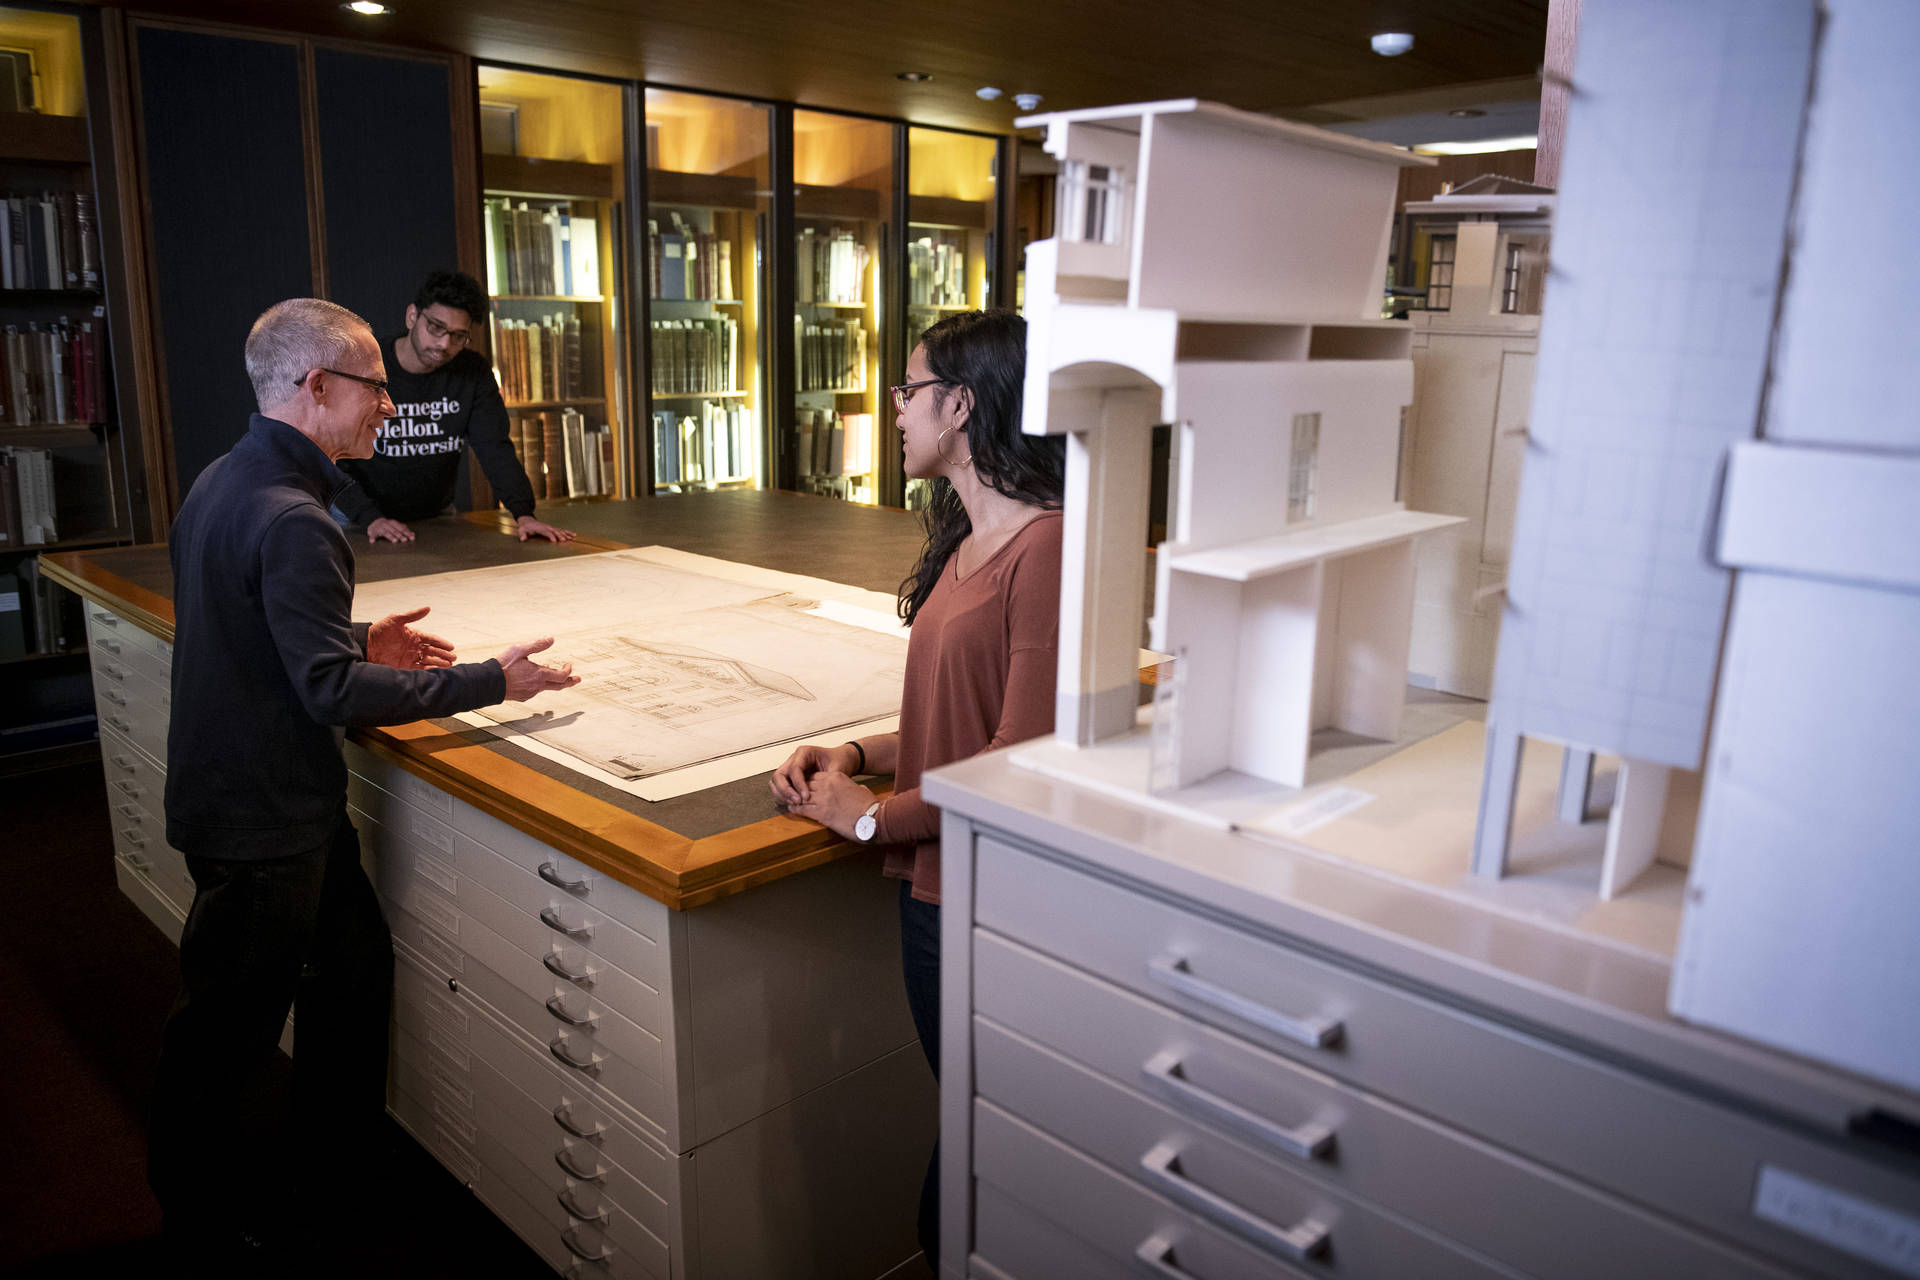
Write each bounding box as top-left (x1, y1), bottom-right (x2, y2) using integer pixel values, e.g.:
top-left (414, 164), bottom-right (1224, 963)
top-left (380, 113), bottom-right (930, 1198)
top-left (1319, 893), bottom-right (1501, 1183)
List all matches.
top-left (125, 0), bottom-right (1549, 133)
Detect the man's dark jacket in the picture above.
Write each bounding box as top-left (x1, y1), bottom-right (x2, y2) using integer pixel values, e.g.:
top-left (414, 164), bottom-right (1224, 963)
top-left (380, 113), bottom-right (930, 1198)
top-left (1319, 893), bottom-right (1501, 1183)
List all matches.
top-left (165, 414), bottom-right (506, 858)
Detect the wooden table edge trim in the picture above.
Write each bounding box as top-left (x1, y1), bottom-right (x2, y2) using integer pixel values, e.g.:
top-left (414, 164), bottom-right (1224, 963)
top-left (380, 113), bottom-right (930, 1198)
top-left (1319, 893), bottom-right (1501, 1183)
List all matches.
top-left (41, 550), bottom-right (178, 641)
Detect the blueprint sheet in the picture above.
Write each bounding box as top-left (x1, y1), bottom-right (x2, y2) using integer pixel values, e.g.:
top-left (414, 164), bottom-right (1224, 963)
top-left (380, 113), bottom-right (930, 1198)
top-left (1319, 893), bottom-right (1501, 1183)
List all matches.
top-left (352, 547), bottom-right (909, 799)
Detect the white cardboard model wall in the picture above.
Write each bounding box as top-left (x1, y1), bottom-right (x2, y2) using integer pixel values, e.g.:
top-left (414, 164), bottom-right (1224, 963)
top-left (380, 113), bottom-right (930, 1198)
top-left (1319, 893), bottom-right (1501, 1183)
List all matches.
top-left (1473, 0), bottom-right (1920, 1094)
top-left (1014, 100), bottom-right (1455, 803)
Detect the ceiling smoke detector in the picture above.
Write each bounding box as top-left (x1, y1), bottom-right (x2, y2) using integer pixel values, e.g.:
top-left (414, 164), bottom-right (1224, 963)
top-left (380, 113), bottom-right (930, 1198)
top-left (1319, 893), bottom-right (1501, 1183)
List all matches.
top-left (1013, 93), bottom-right (1042, 111)
top-left (1370, 32), bottom-right (1414, 56)
top-left (976, 86), bottom-right (1003, 101)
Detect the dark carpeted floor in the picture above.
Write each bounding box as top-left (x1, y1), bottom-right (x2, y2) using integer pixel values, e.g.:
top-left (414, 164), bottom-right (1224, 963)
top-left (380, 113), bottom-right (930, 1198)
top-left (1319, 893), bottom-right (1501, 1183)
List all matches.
top-left (0, 754), bottom-right (549, 1277)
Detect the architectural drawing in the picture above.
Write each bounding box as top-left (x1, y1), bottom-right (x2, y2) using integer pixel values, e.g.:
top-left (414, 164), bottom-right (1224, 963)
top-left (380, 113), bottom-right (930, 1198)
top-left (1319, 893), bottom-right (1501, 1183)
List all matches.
top-left (1009, 98), bottom-right (1459, 807)
top-left (1470, 0), bottom-right (1815, 900)
top-left (352, 548), bottom-right (907, 781)
top-left (1400, 176), bottom-right (1553, 699)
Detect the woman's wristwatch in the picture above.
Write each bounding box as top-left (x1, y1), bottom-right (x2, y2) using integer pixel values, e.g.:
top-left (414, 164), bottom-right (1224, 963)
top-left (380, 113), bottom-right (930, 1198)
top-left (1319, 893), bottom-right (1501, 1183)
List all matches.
top-left (854, 801), bottom-right (882, 843)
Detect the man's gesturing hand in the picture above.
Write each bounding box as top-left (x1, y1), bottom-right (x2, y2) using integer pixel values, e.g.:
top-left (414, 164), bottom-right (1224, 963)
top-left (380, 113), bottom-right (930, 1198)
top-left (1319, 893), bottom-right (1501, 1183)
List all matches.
top-left (368, 606), bottom-right (455, 670)
top-left (495, 636), bottom-right (580, 702)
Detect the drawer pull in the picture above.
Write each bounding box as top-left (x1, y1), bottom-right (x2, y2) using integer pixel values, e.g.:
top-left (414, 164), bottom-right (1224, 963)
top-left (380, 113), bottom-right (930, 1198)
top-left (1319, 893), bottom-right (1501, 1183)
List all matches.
top-left (113, 778), bottom-right (143, 799)
top-left (543, 952), bottom-right (597, 989)
top-left (93, 612), bottom-right (120, 628)
top-left (97, 638), bottom-right (123, 655)
top-left (1149, 956), bottom-right (1342, 1049)
top-left (556, 1185), bottom-right (608, 1224)
top-left (105, 714), bottom-right (132, 734)
top-left (540, 907), bottom-right (592, 941)
top-left (124, 853), bottom-right (151, 872)
top-left (546, 994), bottom-right (599, 1029)
top-left (101, 664), bottom-right (126, 681)
top-left (561, 1226), bottom-right (613, 1263)
top-left (552, 1102), bottom-right (606, 1140)
top-left (117, 803), bottom-right (142, 820)
top-left (101, 688), bottom-right (129, 708)
top-left (549, 1036), bottom-right (603, 1074)
top-left (555, 1145), bottom-right (606, 1182)
top-left (110, 753), bottom-right (136, 770)
top-left (121, 829), bottom-right (147, 848)
top-left (1141, 1049), bottom-right (1334, 1161)
top-left (539, 861), bottom-right (590, 895)
top-left (1140, 1142), bottom-right (1329, 1262)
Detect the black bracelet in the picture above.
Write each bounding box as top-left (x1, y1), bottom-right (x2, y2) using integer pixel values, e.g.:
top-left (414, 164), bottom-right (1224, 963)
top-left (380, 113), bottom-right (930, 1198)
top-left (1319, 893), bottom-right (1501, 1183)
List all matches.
top-left (844, 740), bottom-right (866, 775)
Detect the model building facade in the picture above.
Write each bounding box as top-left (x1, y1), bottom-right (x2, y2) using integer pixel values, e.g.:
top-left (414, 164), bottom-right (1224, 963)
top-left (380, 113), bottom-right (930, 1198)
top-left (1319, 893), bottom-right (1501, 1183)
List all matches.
top-left (1015, 99), bottom-right (1457, 792)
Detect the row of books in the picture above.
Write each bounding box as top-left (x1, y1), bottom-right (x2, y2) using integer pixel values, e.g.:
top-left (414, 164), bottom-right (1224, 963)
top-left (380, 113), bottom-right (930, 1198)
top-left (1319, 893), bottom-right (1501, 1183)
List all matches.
top-left (908, 234), bottom-right (968, 308)
top-left (491, 313), bottom-right (585, 406)
top-left (797, 318), bottom-right (867, 393)
top-left (796, 227), bottom-right (868, 306)
top-left (0, 558), bottom-right (86, 660)
top-left (1, 192), bottom-right (99, 292)
top-left (509, 409), bottom-right (615, 501)
top-left (794, 407), bottom-right (874, 478)
top-left (651, 403), bottom-right (753, 487)
top-left (483, 197), bottom-right (602, 298)
top-left (649, 317), bottom-right (740, 397)
top-left (0, 445), bottom-right (57, 546)
top-left (2, 319), bottom-right (108, 426)
top-left (647, 213), bottom-right (735, 302)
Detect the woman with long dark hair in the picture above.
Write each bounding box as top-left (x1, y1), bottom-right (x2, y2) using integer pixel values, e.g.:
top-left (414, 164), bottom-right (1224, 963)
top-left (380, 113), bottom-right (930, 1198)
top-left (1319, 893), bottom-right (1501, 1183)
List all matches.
top-left (771, 308), bottom-right (1065, 1262)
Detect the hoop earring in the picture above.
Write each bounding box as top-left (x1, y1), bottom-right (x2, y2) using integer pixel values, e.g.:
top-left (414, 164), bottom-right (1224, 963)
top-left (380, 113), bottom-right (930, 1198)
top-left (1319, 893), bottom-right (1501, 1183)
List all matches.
top-left (937, 425), bottom-right (972, 467)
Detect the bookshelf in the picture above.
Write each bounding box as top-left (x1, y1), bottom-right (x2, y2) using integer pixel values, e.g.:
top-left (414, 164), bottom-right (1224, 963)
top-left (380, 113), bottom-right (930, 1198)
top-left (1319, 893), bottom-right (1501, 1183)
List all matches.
top-left (903, 127), bottom-right (997, 510)
top-left (789, 109), bottom-right (890, 506)
top-left (478, 67), bottom-right (629, 505)
top-left (1, 3), bottom-right (133, 762)
top-left (643, 88), bottom-right (770, 494)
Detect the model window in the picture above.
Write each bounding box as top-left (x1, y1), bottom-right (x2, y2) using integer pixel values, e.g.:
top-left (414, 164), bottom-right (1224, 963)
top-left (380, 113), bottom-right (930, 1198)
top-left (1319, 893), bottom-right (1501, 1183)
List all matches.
top-left (1500, 233), bottom-right (1548, 315)
top-left (1061, 160), bottom-right (1129, 246)
top-left (1426, 235), bottom-right (1455, 311)
top-left (1288, 412), bottom-right (1320, 523)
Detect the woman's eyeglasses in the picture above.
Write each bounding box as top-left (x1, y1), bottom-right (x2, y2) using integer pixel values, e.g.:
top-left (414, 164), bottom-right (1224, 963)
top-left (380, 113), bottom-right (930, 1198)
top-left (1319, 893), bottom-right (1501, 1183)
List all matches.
top-left (891, 378), bottom-right (950, 413)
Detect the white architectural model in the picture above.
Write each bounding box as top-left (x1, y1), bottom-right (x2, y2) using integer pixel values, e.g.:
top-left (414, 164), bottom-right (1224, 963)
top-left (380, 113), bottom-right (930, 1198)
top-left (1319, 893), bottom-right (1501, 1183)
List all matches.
top-left (1401, 177), bottom-right (1553, 699)
top-left (1472, 0), bottom-right (1919, 1092)
top-left (1012, 99), bottom-right (1458, 801)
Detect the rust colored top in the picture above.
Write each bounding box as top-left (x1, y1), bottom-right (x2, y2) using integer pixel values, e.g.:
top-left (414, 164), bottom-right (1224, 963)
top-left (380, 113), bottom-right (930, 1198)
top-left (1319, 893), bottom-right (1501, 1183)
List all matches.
top-left (878, 510), bottom-right (1063, 904)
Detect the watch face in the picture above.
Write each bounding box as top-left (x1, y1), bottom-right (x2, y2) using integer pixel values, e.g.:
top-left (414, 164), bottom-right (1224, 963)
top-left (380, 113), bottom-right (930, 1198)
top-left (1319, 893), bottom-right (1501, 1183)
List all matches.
top-left (855, 815), bottom-right (876, 842)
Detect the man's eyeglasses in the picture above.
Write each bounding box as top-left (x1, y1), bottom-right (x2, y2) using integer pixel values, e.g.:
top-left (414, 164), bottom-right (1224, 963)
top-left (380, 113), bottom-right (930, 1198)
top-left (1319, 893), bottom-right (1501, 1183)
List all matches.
top-left (421, 315), bottom-right (470, 347)
top-left (296, 368), bottom-right (391, 399)
top-left (891, 377), bottom-right (950, 414)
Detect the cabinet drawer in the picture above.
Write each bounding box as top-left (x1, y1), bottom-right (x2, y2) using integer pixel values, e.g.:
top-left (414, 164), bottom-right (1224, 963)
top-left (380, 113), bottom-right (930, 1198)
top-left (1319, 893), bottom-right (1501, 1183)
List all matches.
top-left (86, 607), bottom-right (171, 680)
top-left (349, 769), bottom-right (668, 997)
top-left (975, 1180), bottom-right (1168, 1280)
top-left (101, 723), bottom-right (164, 795)
top-left (348, 747), bottom-right (669, 943)
top-left (108, 790), bottom-right (194, 914)
top-left (975, 1098), bottom-right (1514, 1280)
top-left (972, 944), bottom-right (1790, 1280)
top-left (93, 667), bottom-right (168, 765)
top-left (975, 835), bottom-right (1920, 1273)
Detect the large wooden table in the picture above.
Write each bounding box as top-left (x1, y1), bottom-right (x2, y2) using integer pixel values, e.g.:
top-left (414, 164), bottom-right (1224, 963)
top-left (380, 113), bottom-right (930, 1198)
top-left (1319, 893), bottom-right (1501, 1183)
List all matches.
top-left (44, 489), bottom-right (930, 910)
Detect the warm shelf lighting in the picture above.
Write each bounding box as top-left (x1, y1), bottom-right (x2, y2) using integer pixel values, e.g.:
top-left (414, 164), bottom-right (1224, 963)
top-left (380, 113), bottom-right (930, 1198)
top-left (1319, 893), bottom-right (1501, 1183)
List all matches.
top-left (341, 1), bottom-right (391, 14)
top-left (897, 71), bottom-right (932, 82)
top-left (1415, 134), bottom-right (1540, 155)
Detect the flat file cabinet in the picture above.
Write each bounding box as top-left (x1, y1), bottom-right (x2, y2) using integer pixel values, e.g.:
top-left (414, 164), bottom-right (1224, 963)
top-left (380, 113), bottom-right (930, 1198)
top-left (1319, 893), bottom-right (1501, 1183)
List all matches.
top-left (79, 600), bottom-right (936, 1279)
top-left (925, 751), bottom-right (1920, 1280)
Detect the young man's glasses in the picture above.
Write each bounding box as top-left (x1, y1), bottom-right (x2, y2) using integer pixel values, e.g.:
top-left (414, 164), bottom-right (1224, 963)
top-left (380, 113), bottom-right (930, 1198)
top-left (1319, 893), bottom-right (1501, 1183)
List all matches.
top-left (420, 314), bottom-right (470, 347)
top-left (891, 378), bottom-right (950, 414)
top-left (295, 368), bottom-right (391, 398)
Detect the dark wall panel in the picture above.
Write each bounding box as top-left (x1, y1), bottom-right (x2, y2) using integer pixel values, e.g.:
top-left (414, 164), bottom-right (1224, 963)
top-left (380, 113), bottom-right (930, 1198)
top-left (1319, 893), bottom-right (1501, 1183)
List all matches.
top-left (315, 49), bottom-right (458, 342)
top-left (137, 27), bottom-right (311, 502)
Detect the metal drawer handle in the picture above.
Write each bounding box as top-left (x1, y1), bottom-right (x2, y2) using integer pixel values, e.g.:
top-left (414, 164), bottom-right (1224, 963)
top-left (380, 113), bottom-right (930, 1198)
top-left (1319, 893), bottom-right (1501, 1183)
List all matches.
top-left (92, 612), bottom-right (120, 628)
top-left (540, 907), bottom-right (592, 941)
top-left (101, 688), bottom-right (129, 708)
top-left (117, 803), bottom-right (142, 820)
top-left (105, 714), bottom-right (132, 734)
top-left (546, 994), bottom-right (599, 1029)
top-left (100, 663), bottom-right (126, 681)
top-left (1139, 1142), bottom-right (1329, 1262)
top-left (1149, 956), bottom-right (1343, 1049)
top-left (561, 1225), bottom-right (613, 1263)
top-left (555, 1145), bottom-right (606, 1182)
top-left (110, 753), bottom-right (136, 770)
top-left (564, 1263), bottom-right (611, 1280)
top-left (552, 1102), bottom-right (606, 1140)
top-left (113, 778), bottom-right (143, 798)
top-left (539, 861), bottom-right (590, 895)
top-left (124, 853), bottom-right (151, 872)
top-left (549, 1036), bottom-right (603, 1074)
top-left (121, 830), bottom-right (147, 848)
top-left (557, 1185), bottom-right (608, 1224)
top-left (1141, 1050), bottom-right (1334, 1161)
top-left (97, 638), bottom-right (122, 655)
top-left (543, 952), bottom-right (597, 989)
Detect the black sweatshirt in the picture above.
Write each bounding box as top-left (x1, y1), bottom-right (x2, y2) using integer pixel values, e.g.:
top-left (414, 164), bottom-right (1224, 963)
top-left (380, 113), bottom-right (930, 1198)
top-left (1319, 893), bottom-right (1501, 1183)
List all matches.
top-left (165, 414), bottom-right (507, 859)
top-left (332, 334), bottom-right (536, 524)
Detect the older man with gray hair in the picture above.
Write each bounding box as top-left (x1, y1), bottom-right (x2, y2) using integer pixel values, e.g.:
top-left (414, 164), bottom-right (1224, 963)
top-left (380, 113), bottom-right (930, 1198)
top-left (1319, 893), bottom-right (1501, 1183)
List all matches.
top-left (150, 298), bottom-right (579, 1270)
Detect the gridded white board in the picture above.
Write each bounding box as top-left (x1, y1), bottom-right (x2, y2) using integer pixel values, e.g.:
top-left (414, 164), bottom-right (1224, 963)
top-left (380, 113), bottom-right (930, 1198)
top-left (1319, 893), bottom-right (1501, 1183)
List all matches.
top-left (1671, 0), bottom-right (1920, 1093)
top-left (352, 547), bottom-right (907, 785)
top-left (1486, 0), bottom-right (1816, 768)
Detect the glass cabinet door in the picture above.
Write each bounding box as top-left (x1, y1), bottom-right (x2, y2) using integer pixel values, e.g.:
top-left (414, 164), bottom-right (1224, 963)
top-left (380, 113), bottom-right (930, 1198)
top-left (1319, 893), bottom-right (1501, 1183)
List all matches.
top-left (903, 126), bottom-right (997, 510)
top-left (476, 66), bottom-right (629, 501)
top-left (642, 89), bottom-right (771, 493)
top-left (790, 109), bottom-right (893, 506)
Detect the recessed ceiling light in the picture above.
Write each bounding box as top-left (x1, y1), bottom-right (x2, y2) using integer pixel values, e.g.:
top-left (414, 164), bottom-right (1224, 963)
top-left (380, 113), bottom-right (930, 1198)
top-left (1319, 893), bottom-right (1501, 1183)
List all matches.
top-left (341, 1), bottom-right (390, 13)
top-left (1448, 107), bottom-right (1486, 119)
top-left (1415, 134), bottom-right (1539, 155)
top-left (1012, 93), bottom-right (1042, 111)
top-left (897, 71), bottom-right (932, 82)
top-left (1370, 31), bottom-right (1414, 56)
top-left (976, 87), bottom-right (1003, 101)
